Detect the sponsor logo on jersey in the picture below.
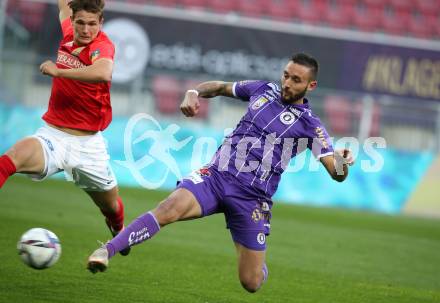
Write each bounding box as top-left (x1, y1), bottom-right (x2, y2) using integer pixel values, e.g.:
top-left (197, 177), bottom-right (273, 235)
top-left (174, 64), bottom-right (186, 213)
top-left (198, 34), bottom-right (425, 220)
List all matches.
top-left (239, 80), bottom-right (258, 86)
top-left (257, 233), bottom-right (266, 245)
top-left (252, 97), bottom-right (269, 110)
top-left (57, 51), bottom-right (86, 69)
top-left (315, 127), bottom-right (329, 149)
top-left (198, 167), bottom-right (211, 177)
top-left (252, 209), bottom-right (263, 223)
top-left (289, 107), bottom-right (302, 117)
top-left (71, 46), bottom-right (86, 57)
top-left (280, 111), bottom-right (296, 125)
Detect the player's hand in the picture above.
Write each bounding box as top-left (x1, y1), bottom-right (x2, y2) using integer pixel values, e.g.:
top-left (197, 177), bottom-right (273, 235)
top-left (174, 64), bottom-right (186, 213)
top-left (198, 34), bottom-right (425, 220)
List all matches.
top-left (180, 90), bottom-right (200, 117)
top-left (39, 60), bottom-right (59, 77)
top-left (335, 149), bottom-right (355, 166)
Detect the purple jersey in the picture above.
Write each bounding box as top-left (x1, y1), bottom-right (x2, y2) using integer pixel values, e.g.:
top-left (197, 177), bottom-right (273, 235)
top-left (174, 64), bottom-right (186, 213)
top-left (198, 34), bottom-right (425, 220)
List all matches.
top-left (209, 80), bottom-right (334, 197)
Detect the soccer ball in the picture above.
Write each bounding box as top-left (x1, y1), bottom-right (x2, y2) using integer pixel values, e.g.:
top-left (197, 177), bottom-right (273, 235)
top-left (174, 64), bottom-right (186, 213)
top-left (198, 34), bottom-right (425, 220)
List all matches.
top-left (17, 228), bottom-right (61, 270)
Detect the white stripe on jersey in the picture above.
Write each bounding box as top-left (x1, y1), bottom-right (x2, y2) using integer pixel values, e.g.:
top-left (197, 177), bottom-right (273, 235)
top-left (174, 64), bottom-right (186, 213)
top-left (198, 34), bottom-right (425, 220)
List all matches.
top-left (251, 111), bottom-right (305, 187)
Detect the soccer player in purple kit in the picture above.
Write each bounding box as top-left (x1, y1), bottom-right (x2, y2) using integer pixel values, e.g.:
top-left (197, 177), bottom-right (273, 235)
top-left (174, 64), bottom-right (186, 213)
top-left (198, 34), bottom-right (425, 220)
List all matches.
top-left (87, 53), bottom-right (355, 293)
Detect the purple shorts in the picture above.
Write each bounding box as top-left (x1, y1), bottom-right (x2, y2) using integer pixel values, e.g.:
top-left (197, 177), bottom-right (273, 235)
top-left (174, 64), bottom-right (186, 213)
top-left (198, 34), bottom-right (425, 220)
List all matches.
top-left (177, 167), bottom-right (272, 251)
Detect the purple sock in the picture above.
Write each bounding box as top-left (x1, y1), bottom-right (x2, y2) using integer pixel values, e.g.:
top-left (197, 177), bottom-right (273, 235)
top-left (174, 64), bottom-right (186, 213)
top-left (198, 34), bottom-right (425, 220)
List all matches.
top-left (106, 211), bottom-right (160, 258)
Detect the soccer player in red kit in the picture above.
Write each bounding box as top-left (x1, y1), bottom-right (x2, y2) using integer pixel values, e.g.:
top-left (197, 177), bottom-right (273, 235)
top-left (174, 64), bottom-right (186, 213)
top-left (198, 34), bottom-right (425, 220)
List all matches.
top-left (0, 0), bottom-right (129, 255)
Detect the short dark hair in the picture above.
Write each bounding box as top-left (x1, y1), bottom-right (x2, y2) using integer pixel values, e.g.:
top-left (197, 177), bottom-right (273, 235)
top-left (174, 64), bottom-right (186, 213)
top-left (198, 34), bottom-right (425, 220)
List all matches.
top-left (290, 53), bottom-right (319, 80)
top-left (69, 0), bottom-right (105, 20)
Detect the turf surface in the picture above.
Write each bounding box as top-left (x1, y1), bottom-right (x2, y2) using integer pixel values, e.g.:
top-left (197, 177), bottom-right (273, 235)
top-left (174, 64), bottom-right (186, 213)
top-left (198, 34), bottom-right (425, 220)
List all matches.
top-left (1, 176), bottom-right (439, 303)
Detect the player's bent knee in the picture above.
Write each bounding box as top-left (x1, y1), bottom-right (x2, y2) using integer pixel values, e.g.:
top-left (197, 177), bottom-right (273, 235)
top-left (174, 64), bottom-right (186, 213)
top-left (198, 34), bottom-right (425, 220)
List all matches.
top-left (153, 197), bottom-right (183, 226)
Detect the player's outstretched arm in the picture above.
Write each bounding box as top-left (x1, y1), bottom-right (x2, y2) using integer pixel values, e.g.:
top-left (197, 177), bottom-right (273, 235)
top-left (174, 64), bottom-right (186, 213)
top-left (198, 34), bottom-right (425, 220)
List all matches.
top-left (320, 149), bottom-right (354, 182)
top-left (180, 81), bottom-right (234, 117)
top-left (196, 81), bottom-right (234, 98)
top-left (40, 58), bottom-right (113, 83)
top-left (58, 0), bottom-right (72, 22)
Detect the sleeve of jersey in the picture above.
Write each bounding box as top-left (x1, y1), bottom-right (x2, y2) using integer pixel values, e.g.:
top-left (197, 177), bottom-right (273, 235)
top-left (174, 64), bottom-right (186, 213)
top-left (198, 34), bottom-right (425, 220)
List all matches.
top-left (232, 80), bottom-right (268, 101)
top-left (89, 41), bottom-right (115, 63)
top-left (307, 121), bottom-right (334, 160)
top-left (61, 18), bottom-right (73, 38)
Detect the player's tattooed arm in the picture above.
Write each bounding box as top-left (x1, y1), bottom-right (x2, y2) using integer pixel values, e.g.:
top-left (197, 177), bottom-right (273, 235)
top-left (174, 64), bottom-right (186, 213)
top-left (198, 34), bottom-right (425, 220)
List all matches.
top-left (195, 81), bottom-right (234, 98)
top-left (180, 81), bottom-right (234, 117)
top-left (320, 149), bottom-right (354, 182)
top-left (58, 0), bottom-right (72, 22)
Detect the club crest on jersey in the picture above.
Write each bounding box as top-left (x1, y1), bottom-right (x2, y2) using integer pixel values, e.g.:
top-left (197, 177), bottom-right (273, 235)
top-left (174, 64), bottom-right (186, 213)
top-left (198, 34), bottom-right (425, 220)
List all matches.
top-left (257, 233), bottom-right (266, 245)
top-left (90, 49), bottom-right (101, 62)
top-left (280, 111), bottom-right (295, 125)
top-left (252, 97), bottom-right (269, 110)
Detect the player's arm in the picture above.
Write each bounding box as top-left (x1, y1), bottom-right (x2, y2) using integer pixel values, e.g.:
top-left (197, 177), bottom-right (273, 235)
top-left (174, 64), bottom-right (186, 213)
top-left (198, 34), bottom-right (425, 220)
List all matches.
top-left (58, 0), bottom-right (72, 22)
top-left (39, 58), bottom-right (113, 83)
top-left (320, 149), bottom-right (354, 182)
top-left (180, 81), bottom-right (234, 117)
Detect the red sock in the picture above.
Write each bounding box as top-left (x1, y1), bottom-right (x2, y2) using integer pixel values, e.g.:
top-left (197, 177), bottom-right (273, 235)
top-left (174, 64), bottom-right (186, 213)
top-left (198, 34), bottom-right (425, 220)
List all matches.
top-left (0, 155), bottom-right (17, 189)
top-left (102, 197), bottom-right (125, 232)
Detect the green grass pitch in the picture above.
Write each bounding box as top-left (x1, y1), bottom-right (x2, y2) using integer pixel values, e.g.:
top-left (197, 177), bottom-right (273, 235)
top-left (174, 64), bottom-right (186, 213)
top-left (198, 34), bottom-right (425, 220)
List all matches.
top-left (0, 176), bottom-right (439, 303)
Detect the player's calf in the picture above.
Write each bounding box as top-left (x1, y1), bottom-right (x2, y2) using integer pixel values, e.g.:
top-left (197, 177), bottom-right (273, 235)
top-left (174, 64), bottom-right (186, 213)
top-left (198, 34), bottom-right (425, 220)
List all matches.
top-left (240, 276), bottom-right (263, 293)
top-left (238, 263), bottom-right (268, 293)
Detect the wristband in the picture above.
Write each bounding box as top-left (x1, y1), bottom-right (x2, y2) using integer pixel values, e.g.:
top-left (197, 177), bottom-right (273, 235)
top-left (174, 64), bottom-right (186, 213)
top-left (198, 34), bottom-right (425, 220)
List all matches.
top-left (187, 89), bottom-right (199, 96)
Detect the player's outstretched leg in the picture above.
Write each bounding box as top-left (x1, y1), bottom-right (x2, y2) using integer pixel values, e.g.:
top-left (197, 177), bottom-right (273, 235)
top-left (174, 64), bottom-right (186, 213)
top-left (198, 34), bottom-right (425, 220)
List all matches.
top-left (87, 188), bottom-right (202, 273)
top-left (235, 242), bottom-right (267, 293)
top-left (86, 189), bottom-right (131, 256)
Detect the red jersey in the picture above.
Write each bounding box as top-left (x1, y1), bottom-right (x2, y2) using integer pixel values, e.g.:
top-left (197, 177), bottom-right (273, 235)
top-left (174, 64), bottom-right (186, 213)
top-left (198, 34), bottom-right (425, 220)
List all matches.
top-left (42, 18), bottom-right (115, 131)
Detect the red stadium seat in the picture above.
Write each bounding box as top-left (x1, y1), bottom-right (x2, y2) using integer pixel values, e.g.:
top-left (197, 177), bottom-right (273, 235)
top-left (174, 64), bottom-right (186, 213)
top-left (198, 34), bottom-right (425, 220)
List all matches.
top-left (181, 0), bottom-right (207, 10)
top-left (236, 0), bottom-right (265, 17)
top-left (209, 0), bottom-right (237, 14)
top-left (352, 5), bottom-right (382, 32)
top-left (408, 15), bottom-right (434, 38)
top-left (7, 0), bottom-right (47, 32)
top-left (324, 2), bottom-right (354, 28)
top-left (152, 75), bottom-right (181, 115)
top-left (295, 0), bottom-right (327, 25)
top-left (126, 0), bottom-right (151, 5)
top-left (337, 0), bottom-right (357, 6)
top-left (415, 0), bottom-right (440, 18)
top-left (22, 3), bottom-right (47, 32)
top-left (427, 15), bottom-right (440, 38)
top-left (363, 0), bottom-right (385, 10)
top-left (153, 0), bottom-right (178, 7)
top-left (380, 10), bottom-right (410, 36)
top-left (388, 0), bottom-right (413, 13)
top-left (266, 0), bottom-right (298, 21)
top-left (323, 95), bottom-right (352, 135)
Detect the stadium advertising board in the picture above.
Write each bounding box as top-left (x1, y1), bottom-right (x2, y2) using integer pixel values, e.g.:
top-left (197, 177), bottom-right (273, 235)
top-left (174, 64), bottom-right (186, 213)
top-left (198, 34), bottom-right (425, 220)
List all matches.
top-left (38, 6), bottom-right (440, 101)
